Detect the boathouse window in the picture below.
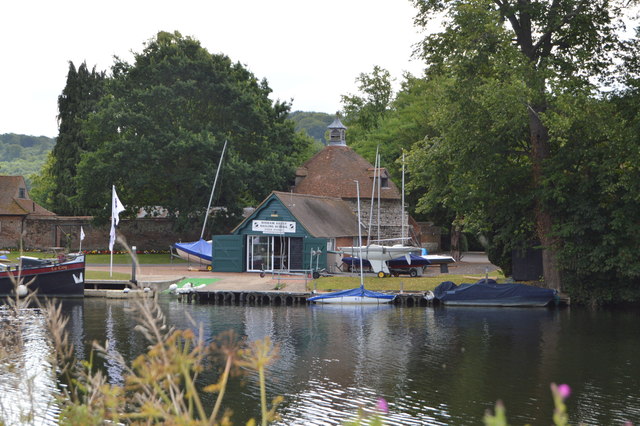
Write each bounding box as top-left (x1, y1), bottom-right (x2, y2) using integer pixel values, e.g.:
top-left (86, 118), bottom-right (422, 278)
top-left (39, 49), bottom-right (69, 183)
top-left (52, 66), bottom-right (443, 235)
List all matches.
top-left (18, 187), bottom-right (26, 199)
top-left (380, 176), bottom-right (389, 188)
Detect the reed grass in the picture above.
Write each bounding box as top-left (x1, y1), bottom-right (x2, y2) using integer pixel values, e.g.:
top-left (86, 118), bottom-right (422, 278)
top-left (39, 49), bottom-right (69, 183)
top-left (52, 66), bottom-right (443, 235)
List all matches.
top-left (1, 236), bottom-right (281, 425)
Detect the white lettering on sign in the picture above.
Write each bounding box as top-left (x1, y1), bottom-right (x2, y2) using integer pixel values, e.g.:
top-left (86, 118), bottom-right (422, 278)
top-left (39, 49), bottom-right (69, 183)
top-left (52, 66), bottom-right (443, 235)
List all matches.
top-left (252, 220), bottom-right (296, 234)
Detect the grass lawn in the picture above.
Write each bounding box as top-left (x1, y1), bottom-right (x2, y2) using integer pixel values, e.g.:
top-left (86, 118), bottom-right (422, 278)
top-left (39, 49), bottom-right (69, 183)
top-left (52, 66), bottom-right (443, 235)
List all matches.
top-left (86, 270), bottom-right (131, 280)
top-left (312, 273), bottom-right (503, 292)
top-left (1, 251), bottom-right (184, 265)
top-left (84, 253), bottom-right (186, 265)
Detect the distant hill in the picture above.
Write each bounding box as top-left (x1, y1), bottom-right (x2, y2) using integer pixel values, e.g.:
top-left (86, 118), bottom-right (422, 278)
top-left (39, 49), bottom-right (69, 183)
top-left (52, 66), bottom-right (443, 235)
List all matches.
top-left (289, 111), bottom-right (334, 145)
top-left (0, 133), bottom-right (55, 188)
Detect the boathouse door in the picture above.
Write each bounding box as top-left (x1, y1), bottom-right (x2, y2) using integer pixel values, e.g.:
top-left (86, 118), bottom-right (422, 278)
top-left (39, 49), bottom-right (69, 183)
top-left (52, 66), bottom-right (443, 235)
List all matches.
top-left (247, 235), bottom-right (295, 272)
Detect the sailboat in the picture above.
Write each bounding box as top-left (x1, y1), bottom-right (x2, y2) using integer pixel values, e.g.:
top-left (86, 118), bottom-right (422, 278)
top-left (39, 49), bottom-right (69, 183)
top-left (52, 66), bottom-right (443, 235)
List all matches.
top-left (308, 181), bottom-right (396, 304)
top-left (338, 151), bottom-right (419, 278)
top-left (173, 140), bottom-right (227, 269)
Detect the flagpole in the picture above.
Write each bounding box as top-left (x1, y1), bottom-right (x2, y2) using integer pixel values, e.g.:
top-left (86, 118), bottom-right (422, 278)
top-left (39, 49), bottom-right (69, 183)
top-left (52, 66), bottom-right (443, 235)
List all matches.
top-left (109, 185), bottom-right (126, 278)
top-left (110, 186), bottom-right (114, 277)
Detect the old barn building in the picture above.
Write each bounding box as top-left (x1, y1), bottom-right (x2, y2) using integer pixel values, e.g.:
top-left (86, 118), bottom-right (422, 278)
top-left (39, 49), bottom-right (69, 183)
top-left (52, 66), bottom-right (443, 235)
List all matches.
top-left (292, 116), bottom-right (414, 244)
top-left (0, 175), bottom-right (56, 247)
top-left (211, 117), bottom-right (420, 273)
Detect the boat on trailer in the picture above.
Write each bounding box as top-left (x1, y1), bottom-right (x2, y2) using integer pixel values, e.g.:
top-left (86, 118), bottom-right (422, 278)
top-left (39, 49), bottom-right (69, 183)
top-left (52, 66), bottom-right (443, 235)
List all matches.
top-left (173, 239), bottom-right (212, 268)
top-left (339, 244), bottom-right (419, 278)
top-left (0, 254), bottom-right (85, 297)
top-left (342, 253), bottom-right (430, 277)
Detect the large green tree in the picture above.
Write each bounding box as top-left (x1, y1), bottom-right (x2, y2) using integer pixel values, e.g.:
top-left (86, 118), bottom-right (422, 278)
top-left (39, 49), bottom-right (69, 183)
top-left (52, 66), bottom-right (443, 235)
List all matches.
top-left (411, 0), bottom-right (633, 291)
top-left (47, 62), bottom-right (106, 214)
top-left (73, 31), bottom-right (310, 234)
top-left (340, 66), bottom-right (397, 163)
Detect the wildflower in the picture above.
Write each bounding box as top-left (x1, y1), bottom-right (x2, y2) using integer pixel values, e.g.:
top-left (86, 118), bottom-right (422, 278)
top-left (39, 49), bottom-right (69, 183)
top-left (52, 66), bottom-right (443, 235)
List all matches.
top-left (557, 384), bottom-right (571, 400)
top-left (376, 397), bottom-right (388, 414)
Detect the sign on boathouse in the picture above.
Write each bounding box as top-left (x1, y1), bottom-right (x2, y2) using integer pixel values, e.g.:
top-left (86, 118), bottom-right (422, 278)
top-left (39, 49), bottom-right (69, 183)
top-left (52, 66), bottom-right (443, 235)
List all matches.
top-left (251, 220), bottom-right (296, 234)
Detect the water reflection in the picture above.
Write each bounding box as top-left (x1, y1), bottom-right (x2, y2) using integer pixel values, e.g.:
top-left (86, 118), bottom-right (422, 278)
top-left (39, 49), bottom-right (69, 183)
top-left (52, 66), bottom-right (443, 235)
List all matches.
top-left (0, 308), bottom-right (59, 425)
top-left (2, 299), bottom-right (640, 425)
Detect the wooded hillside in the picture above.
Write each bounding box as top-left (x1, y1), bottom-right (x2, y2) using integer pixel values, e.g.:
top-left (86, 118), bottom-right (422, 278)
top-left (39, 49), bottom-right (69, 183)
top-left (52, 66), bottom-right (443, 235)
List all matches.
top-left (0, 133), bottom-right (55, 187)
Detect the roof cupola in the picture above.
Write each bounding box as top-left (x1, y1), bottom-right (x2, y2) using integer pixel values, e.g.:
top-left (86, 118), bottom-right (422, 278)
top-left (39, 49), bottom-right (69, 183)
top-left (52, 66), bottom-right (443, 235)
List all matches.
top-left (327, 115), bottom-right (347, 146)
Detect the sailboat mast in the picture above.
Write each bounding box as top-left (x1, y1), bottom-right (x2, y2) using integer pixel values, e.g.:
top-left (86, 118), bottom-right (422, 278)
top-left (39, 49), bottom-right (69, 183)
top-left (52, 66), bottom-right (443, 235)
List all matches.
top-left (367, 146), bottom-right (379, 244)
top-left (355, 180), bottom-right (364, 289)
top-left (201, 139), bottom-right (228, 240)
top-left (401, 151), bottom-right (405, 244)
top-left (377, 153), bottom-right (381, 242)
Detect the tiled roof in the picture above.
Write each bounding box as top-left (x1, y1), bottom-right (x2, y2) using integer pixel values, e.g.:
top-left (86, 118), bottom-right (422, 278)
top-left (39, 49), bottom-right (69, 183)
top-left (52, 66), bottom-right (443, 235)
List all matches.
top-left (0, 175), bottom-right (55, 216)
top-left (272, 191), bottom-right (360, 238)
top-left (232, 191), bottom-right (362, 238)
top-left (293, 146), bottom-right (401, 199)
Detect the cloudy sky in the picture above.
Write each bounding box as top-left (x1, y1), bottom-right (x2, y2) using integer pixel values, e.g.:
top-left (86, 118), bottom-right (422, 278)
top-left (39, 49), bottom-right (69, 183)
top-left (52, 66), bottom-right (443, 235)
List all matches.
top-left (1, 0), bottom-right (426, 138)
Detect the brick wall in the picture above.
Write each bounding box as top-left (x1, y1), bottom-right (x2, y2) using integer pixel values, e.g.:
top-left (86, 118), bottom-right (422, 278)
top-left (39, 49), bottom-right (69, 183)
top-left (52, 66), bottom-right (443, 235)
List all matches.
top-left (1, 216), bottom-right (201, 252)
top-left (0, 216), bottom-right (25, 248)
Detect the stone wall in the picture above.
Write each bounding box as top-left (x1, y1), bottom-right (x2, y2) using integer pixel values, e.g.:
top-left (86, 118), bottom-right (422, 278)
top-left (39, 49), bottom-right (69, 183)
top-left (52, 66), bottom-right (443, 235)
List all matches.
top-left (344, 198), bottom-right (406, 242)
top-left (0, 216), bottom-right (25, 248)
top-left (2, 216), bottom-right (201, 252)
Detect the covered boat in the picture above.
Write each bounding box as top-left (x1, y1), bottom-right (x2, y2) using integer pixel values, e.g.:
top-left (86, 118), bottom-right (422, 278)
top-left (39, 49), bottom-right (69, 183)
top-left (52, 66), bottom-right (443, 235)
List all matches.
top-left (0, 254), bottom-right (85, 297)
top-left (308, 287), bottom-right (395, 304)
top-left (173, 239), bottom-right (212, 267)
top-left (431, 279), bottom-right (558, 307)
top-left (342, 254), bottom-right (429, 277)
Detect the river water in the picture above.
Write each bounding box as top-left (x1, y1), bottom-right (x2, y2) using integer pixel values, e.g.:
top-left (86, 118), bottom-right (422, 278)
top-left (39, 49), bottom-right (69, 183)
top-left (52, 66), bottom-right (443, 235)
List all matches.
top-left (2, 298), bottom-right (640, 424)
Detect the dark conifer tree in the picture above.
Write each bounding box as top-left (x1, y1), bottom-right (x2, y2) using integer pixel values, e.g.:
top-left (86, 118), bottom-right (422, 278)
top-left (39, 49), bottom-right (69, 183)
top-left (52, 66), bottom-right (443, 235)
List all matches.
top-left (50, 61), bottom-right (105, 214)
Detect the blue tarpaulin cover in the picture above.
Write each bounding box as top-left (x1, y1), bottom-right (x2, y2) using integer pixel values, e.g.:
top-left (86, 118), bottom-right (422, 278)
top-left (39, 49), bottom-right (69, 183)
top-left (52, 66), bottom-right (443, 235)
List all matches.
top-left (174, 239), bottom-right (212, 262)
top-left (308, 287), bottom-right (395, 302)
top-left (433, 279), bottom-right (557, 307)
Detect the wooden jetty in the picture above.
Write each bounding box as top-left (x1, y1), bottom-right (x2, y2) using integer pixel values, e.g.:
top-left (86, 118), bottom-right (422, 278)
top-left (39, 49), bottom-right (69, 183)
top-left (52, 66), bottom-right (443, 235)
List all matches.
top-left (180, 290), bottom-right (431, 307)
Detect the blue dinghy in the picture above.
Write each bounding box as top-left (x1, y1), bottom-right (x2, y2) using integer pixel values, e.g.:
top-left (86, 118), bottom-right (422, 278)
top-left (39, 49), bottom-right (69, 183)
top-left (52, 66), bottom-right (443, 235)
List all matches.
top-left (431, 279), bottom-right (558, 307)
top-left (308, 286), bottom-right (396, 304)
top-left (173, 238), bottom-right (212, 267)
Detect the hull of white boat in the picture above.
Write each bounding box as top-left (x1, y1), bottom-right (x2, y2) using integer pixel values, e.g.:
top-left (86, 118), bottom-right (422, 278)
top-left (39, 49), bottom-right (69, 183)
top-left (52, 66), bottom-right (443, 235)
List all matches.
top-left (174, 248), bottom-right (210, 266)
top-left (338, 245), bottom-right (419, 274)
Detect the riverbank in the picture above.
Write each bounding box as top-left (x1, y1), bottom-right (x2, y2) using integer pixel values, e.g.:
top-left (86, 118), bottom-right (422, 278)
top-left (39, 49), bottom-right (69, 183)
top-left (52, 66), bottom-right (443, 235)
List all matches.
top-left (86, 252), bottom-right (499, 293)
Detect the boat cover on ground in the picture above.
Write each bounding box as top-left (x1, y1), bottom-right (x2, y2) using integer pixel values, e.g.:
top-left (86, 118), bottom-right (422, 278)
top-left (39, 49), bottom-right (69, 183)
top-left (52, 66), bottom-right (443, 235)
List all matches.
top-left (433, 279), bottom-right (557, 306)
top-left (308, 287), bottom-right (395, 302)
top-left (174, 239), bottom-right (212, 262)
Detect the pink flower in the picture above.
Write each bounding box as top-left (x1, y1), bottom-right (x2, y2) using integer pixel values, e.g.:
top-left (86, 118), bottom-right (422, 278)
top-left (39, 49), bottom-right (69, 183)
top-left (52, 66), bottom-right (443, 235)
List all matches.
top-left (557, 384), bottom-right (571, 399)
top-left (376, 397), bottom-right (389, 413)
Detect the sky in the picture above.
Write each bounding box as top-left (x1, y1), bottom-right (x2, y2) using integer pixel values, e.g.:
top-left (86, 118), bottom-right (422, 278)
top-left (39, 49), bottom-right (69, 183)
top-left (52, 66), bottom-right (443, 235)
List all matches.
top-left (0, 0), bottom-right (426, 138)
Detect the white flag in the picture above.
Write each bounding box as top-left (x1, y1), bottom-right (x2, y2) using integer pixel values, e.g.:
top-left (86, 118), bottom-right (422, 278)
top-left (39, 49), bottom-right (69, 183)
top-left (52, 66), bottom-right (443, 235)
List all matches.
top-left (112, 186), bottom-right (126, 226)
top-left (80, 226), bottom-right (85, 241)
top-left (109, 186), bottom-right (126, 251)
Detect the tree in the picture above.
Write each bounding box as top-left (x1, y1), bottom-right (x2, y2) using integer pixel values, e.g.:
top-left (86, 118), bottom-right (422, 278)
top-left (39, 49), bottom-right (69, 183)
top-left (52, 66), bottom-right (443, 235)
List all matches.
top-left (340, 66), bottom-right (396, 162)
top-left (49, 62), bottom-right (106, 215)
top-left (74, 31), bottom-right (310, 234)
top-left (411, 0), bottom-right (633, 291)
